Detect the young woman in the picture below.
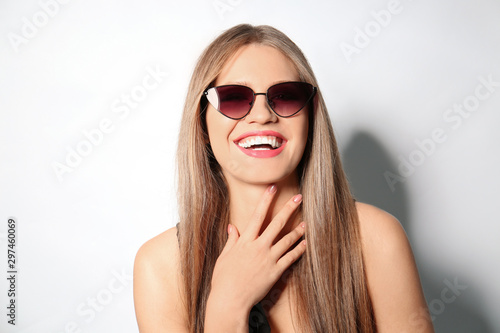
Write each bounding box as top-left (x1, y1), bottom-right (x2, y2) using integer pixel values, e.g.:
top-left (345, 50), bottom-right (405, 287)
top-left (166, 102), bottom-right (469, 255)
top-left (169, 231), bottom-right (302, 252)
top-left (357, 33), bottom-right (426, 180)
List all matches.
top-left (134, 24), bottom-right (434, 332)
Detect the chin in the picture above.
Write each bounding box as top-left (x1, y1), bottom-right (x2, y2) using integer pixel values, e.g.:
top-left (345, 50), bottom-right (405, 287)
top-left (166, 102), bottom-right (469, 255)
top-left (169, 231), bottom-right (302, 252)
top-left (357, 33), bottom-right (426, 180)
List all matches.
top-left (232, 168), bottom-right (298, 186)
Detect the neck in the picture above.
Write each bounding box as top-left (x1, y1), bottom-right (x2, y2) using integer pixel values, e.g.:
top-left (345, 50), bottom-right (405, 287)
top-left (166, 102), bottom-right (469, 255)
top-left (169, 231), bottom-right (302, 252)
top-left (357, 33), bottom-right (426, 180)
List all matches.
top-left (226, 174), bottom-right (302, 238)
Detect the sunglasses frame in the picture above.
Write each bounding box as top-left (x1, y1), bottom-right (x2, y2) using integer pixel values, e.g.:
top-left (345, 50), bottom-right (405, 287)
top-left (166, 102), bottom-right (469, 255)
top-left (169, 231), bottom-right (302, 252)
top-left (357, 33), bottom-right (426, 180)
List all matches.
top-left (203, 81), bottom-right (317, 120)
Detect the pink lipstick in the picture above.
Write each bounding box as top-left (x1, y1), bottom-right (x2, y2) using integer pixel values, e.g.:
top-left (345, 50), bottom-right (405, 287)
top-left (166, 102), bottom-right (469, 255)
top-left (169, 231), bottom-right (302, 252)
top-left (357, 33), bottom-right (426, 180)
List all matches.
top-left (234, 130), bottom-right (287, 158)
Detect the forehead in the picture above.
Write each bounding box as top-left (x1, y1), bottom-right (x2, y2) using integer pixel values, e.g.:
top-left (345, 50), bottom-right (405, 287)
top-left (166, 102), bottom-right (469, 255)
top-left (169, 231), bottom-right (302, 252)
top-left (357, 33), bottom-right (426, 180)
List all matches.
top-left (215, 44), bottom-right (300, 87)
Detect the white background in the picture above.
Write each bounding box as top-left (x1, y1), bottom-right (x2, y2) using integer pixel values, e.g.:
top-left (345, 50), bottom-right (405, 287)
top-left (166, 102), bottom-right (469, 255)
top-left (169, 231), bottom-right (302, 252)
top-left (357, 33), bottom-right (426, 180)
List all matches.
top-left (1, 0), bottom-right (499, 332)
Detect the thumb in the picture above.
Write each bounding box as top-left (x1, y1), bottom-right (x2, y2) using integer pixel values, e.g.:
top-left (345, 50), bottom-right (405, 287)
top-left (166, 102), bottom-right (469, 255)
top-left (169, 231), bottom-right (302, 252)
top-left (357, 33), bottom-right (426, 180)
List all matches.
top-left (221, 224), bottom-right (239, 254)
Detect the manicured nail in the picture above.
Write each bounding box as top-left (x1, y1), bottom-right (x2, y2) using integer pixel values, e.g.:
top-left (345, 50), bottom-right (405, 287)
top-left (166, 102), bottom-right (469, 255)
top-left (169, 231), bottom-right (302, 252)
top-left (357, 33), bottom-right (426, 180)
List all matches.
top-left (268, 185), bottom-right (277, 194)
top-left (227, 224), bottom-right (232, 234)
top-left (300, 222), bottom-right (305, 229)
top-left (302, 239), bottom-right (307, 247)
top-left (293, 194), bottom-right (302, 203)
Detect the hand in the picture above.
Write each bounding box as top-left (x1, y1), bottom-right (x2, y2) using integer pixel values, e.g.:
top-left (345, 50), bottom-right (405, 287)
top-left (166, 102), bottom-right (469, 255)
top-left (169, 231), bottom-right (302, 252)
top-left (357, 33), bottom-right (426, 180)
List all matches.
top-left (208, 185), bottom-right (307, 313)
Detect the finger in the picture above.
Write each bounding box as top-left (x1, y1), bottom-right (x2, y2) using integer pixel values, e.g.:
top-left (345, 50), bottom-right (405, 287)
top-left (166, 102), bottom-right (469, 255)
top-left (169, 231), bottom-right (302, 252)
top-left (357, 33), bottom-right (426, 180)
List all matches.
top-left (220, 224), bottom-right (239, 255)
top-left (271, 222), bottom-right (305, 260)
top-left (260, 194), bottom-right (302, 244)
top-left (243, 185), bottom-right (277, 239)
top-left (276, 239), bottom-right (307, 273)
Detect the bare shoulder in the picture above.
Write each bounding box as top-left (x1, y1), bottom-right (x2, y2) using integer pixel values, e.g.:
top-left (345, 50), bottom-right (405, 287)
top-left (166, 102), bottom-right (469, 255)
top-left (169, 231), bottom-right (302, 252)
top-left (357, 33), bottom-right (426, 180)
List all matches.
top-left (355, 202), bottom-right (434, 332)
top-left (355, 202), bottom-right (409, 254)
top-left (135, 227), bottom-right (180, 272)
top-left (133, 226), bottom-right (188, 332)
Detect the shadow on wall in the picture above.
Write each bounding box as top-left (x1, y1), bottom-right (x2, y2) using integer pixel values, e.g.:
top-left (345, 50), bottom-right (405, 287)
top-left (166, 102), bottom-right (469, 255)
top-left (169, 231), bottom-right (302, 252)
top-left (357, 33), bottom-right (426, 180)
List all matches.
top-left (341, 130), bottom-right (493, 333)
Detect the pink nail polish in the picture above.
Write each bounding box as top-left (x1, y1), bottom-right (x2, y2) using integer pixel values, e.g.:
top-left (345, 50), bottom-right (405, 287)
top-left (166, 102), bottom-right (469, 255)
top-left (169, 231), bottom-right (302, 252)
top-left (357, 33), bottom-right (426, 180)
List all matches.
top-left (268, 185), bottom-right (277, 194)
top-left (293, 194), bottom-right (302, 203)
top-left (227, 224), bottom-right (232, 234)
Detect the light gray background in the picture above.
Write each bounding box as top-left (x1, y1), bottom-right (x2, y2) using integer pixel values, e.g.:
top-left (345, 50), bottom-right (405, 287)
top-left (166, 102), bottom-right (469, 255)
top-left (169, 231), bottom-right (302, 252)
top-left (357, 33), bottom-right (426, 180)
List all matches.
top-left (1, 0), bottom-right (499, 332)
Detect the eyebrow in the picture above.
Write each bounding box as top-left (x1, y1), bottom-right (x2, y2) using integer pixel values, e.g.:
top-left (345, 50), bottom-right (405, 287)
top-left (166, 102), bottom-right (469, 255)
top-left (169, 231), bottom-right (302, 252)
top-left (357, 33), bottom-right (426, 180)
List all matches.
top-left (227, 81), bottom-right (250, 86)
top-left (219, 79), bottom-right (299, 87)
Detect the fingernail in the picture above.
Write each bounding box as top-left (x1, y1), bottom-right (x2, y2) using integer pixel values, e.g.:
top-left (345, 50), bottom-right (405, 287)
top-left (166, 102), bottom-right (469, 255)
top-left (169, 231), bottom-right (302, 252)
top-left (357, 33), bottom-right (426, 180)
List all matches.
top-left (268, 185), bottom-right (277, 194)
top-left (302, 239), bottom-right (307, 247)
top-left (293, 194), bottom-right (302, 203)
top-left (300, 222), bottom-right (305, 229)
top-left (227, 224), bottom-right (232, 234)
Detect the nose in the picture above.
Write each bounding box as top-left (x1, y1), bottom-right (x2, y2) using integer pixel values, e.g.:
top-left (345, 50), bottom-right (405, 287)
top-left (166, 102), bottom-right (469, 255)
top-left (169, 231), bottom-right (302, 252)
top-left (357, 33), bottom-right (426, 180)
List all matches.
top-left (244, 93), bottom-right (278, 124)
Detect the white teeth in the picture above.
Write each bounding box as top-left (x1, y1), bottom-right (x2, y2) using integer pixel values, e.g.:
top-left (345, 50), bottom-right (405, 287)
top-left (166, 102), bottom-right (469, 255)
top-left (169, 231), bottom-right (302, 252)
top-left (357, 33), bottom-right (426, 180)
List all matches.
top-left (237, 136), bottom-right (283, 149)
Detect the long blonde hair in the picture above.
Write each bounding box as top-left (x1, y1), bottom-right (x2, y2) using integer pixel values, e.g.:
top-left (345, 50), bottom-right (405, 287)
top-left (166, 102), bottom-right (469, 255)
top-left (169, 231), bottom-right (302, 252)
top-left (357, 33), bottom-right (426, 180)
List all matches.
top-left (176, 24), bottom-right (375, 332)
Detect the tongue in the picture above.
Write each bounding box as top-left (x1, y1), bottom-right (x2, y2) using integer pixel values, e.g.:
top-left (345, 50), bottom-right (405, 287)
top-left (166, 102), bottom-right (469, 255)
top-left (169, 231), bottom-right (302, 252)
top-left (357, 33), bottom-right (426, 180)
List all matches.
top-left (249, 144), bottom-right (274, 150)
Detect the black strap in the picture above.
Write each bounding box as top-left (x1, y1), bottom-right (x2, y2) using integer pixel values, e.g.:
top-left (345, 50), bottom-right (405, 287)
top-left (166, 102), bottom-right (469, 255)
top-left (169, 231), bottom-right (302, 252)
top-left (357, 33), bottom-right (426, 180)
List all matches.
top-left (249, 302), bottom-right (271, 333)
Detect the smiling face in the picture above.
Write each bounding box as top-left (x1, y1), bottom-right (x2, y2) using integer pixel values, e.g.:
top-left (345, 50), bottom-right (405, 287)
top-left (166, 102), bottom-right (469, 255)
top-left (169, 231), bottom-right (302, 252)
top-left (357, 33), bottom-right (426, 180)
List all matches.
top-left (205, 44), bottom-right (310, 188)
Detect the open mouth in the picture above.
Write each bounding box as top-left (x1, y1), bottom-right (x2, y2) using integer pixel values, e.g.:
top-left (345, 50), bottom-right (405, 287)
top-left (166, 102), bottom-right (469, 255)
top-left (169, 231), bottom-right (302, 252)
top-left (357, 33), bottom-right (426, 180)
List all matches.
top-left (236, 136), bottom-right (283, 150)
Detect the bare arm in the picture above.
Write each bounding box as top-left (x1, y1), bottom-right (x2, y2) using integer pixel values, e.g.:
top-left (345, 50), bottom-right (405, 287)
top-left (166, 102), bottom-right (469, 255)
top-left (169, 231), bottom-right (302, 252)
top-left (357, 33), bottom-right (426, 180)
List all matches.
top-left (357, 202), bottom-right (434, 333)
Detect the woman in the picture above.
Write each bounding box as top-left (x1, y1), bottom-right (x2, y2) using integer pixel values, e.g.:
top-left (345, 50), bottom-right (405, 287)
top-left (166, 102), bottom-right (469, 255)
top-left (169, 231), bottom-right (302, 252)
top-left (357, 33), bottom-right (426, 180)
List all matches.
top-left (134, 24), bottom-right (433, 332)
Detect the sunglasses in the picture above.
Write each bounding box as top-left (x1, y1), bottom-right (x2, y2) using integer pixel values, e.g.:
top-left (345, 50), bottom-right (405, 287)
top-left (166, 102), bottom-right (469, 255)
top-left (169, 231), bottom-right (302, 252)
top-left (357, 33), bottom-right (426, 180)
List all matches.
top-left (204, 81), bottom-right (317, 120)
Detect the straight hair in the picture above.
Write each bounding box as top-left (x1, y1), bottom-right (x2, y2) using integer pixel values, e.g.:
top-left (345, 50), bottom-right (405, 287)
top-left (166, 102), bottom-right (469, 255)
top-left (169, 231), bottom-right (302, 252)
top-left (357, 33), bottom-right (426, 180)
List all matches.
top-left (176, 24), bottom-right (375, 332)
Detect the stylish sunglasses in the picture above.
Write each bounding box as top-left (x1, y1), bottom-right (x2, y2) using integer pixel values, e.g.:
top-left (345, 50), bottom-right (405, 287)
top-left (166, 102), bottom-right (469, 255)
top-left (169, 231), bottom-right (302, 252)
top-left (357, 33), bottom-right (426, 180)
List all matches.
top-left (204, 81), bottom-right (317, 120)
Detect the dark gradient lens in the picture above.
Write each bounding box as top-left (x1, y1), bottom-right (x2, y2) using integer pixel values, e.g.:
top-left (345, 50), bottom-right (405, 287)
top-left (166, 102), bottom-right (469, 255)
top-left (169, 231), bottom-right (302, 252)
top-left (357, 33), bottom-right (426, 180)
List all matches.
top-left (217, 85), bottom-right (254, 119)
top-left (267, 82), bottom-right (315, 117)
top-left (205, 82), bottom-right (316, 119)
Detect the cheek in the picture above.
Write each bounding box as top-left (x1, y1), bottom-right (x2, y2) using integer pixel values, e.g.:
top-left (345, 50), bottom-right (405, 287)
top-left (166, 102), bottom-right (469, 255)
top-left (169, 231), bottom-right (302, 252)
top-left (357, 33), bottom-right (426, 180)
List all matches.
top-left (206, 109), bottom-right (223, 143)
top-left (295, 114), bottom-right (309, 152)
top-left (206, 109), bottom-right (234, 156)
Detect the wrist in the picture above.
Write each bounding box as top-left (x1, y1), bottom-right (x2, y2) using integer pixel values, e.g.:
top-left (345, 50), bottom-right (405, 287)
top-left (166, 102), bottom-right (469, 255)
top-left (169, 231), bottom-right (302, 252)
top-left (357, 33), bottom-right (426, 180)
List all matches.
top-left (205, 292), bottom-right (250, 332)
